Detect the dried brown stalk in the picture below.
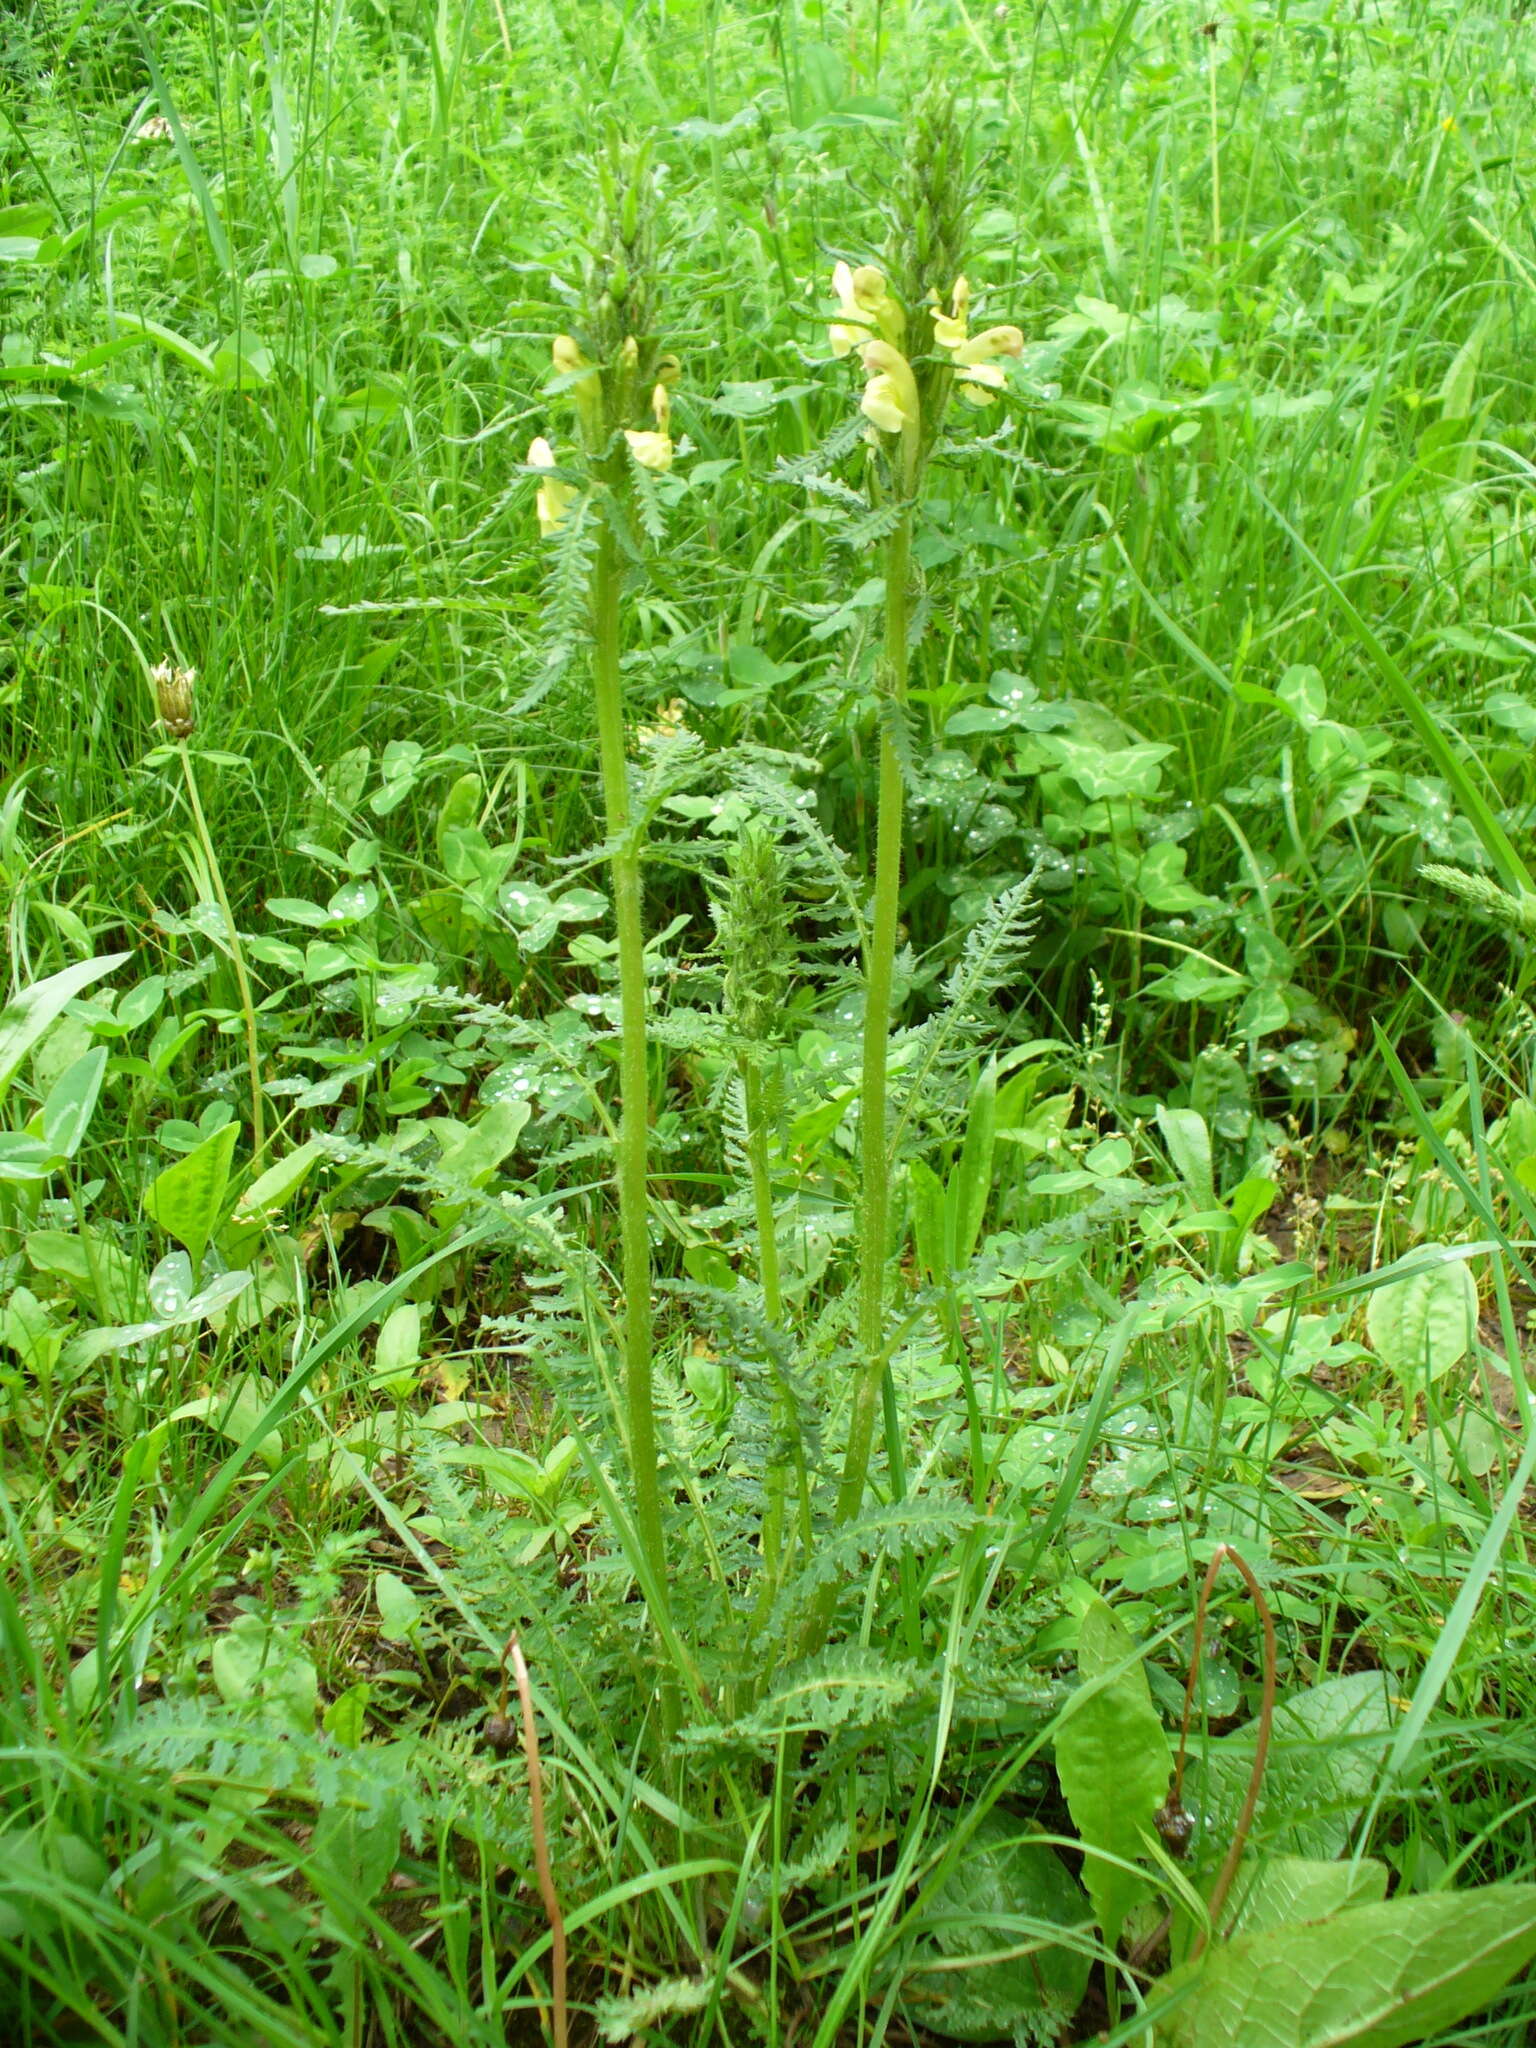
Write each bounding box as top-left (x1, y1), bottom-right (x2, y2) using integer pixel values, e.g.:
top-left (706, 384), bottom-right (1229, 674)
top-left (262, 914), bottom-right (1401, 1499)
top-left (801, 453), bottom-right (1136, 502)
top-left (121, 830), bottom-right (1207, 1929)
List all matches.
top-left (502, 1632), bottom-right (567, 2048)
top-left (1171, 1544), bottom-right (1277, 1955)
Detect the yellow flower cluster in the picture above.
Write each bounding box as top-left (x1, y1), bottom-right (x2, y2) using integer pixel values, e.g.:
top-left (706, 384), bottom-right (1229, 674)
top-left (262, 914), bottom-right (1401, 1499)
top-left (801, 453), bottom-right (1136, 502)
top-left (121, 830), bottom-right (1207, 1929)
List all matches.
top-left (532, 340), bottom-right (681, 537)
top-left (828, 260), bottom-right (906, 357)
top-left (827, 266), bottom-right (1025, 443)
top-left (930, 275), bottom-right (1025, 406)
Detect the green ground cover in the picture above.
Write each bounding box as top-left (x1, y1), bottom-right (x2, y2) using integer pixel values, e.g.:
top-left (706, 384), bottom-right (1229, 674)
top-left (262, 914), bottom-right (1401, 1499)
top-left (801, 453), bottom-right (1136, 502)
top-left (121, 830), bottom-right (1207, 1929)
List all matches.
top-left (4, 0), bottom-right (1536, 2040)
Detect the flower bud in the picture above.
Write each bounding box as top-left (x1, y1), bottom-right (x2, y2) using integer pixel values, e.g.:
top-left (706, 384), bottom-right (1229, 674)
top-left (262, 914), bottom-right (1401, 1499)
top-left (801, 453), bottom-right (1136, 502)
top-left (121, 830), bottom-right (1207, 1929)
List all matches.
top-left (151, 661), bottom-right (197, 738)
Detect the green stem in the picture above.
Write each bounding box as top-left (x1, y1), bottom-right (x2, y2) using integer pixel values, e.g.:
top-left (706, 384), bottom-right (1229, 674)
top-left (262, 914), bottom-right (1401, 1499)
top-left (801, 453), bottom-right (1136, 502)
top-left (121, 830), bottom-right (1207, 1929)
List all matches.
top-left (745, 1059), bottom-right (794, 1606)
top-left (798, 501), bottom-right (913, 1658)
top-left (840, 503), bottom-right (912, 1520)
top-left (743, 1063), bottom-right (784, 1330)
top-left (590, 521), bottom-right (673, 1648)
top-left (178, 743), bottom-right (265, 1160)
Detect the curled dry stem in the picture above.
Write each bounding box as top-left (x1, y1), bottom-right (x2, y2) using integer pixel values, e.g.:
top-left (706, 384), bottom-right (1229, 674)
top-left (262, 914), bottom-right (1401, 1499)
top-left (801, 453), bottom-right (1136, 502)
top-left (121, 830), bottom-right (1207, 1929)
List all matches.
top-left (1171, 1544), bottom-right (1277, 1955)
top-left (502, 1632), bottom-right (568, 2048)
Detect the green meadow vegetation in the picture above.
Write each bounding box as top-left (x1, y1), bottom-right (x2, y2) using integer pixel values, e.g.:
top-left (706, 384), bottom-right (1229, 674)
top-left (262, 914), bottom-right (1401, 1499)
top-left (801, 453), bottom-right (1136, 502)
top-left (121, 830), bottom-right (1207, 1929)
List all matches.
top-left (6, 0), bottom-right (1536, 2039)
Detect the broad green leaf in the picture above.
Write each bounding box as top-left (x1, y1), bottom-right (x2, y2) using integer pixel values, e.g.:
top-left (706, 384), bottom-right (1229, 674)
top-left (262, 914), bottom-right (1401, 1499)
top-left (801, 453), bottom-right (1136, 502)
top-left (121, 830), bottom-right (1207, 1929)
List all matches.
top-left (322, 1681), bottom-right (372, 1747)
top-left (169, 1380), bottom-right (282, 1465)
top-left (1156, 1106), bottom-right (1217, 1212)
top-left (375, 1570), bottom-right (421, 1642)
top-left (439, 1441), bottom-right (550, 1503)
top-left (27, 1227), bottom-right (146, 1322)
top-left (1054, 1597), bottom-right (1173, 1952)
top-left (1139, 841), bottom-right (1214, 912)
top-left (435, 1099), bottom-right (529, 1188)
top-left (1366, 1251), bottom-right (1477, 1388)
top-left (144, 1121), bottom-right (239, 1268)
top-left (40, 1045), bottom-right (108, 1158)
top-left (900, 1812), bottom-right (1092, 2042)
top-left (266, 895), bottom-right (331, 927)
top-left (1187, 1673), bottom-right (1394, 1867)
top-left (0, 1829), bottom-right (108, 1942)
top-left (681, 1242), bottom-right (737, 1292)
top-left (2, 1288), bottom-right (64, 1377)
top-left (310, 1788), bottom-right (401, 1910)
top-left (211, 1614), bottom-right (315, 1733)
top-left (1154, 1885), bottom-right (1536, 2047)
top-left (0, 1133), bottom-right (54, 1182)
top-left (108, 311), bottom-right (217, 378)
top-left (909, 1157), bottom-right (948, 1286)
top-left (148, 1250), bottom-right (195, 1318)
top-left (1227, 1855), bottom-right (1388, 1937)
top-left (231, 1137), bottom-right (323, 1228)
top-left (1276, 665), bottom-right (1327, 726)
top-left (0, 953), bottom-right (128, 1105)
top-left (1227, 1177), bottom-right (1278, 1239)
top-left (304, 940), bottom-right (354, 984)
top-left (951, 1062), bottom-right (997, 1272)
top-left (373, 1302), bottom-right (422, 1390)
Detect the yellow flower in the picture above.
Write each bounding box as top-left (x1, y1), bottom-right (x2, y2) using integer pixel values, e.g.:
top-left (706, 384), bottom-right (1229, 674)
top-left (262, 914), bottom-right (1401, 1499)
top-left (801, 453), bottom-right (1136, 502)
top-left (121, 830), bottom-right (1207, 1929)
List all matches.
top-left (951, 325), bottom-right (1025, 404)
top-left (551, 333), bottom-right (591, 378)
top-left (552, 334), bottom-right (601, 440)
top-left (624, 382), bottom-right (673, 472)
top-left (528, 437), bottom-right (575, 537)
top-left (931, 277), bottom-right (1024, 404)
top-left (829, 260), bottom-right (905, 357)
top-left (931, 275), bottom-right (970, 350)
top-left (859, 340), bottom-right (919, 435)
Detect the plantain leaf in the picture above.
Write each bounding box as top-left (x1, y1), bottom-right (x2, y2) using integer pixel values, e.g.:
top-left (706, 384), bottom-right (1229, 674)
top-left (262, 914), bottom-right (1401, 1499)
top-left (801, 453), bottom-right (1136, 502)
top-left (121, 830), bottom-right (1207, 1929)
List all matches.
top-left (1154, 1884), bottom-right (1536, 2047)
top-left (1226, 1854), bottom-right (1388, 1937)
top-left (144, 1121), bottom-right (239, 1268)
top-left (0, 952), bottom-right (128, 1105)
top-left (1054, 1597), bottom-right (1172, 1952)
top-left (1186, 1671), bottom-right (1394, 1869)
top-left (1365, 1251), bottom-right (1478, 1389)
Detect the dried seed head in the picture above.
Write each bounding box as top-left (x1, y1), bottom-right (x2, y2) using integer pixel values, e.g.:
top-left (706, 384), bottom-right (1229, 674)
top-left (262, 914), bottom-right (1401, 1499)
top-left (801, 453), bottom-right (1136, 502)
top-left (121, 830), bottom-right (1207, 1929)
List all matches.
top-left (482, 1713), bottom-right (518, 1755)
top-left (151, 661), bottom-right (197, 738)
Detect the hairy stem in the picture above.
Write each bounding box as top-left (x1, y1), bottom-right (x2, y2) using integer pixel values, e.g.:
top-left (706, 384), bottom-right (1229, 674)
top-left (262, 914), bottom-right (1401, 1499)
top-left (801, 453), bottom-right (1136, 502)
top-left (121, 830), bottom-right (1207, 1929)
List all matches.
top-left (797, 502), bottom-right (913, 1661)
top-left (743, 1064), bottom-right (784, 1331)
top-left (591, 522), bottom-right (672, 1649)
top-left (838, 501), bottom-right (912, 1528)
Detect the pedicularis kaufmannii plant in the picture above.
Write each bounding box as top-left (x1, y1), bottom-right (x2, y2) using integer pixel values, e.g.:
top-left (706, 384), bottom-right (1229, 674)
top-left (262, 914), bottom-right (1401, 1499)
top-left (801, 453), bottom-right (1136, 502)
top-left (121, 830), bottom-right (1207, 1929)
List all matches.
top-left (529, 109), bottom-right (1026, 1689)
top-left (527, 146), bottom-right (680, 1671)
top-left (808, 94), bottom-right (1023, 1649)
